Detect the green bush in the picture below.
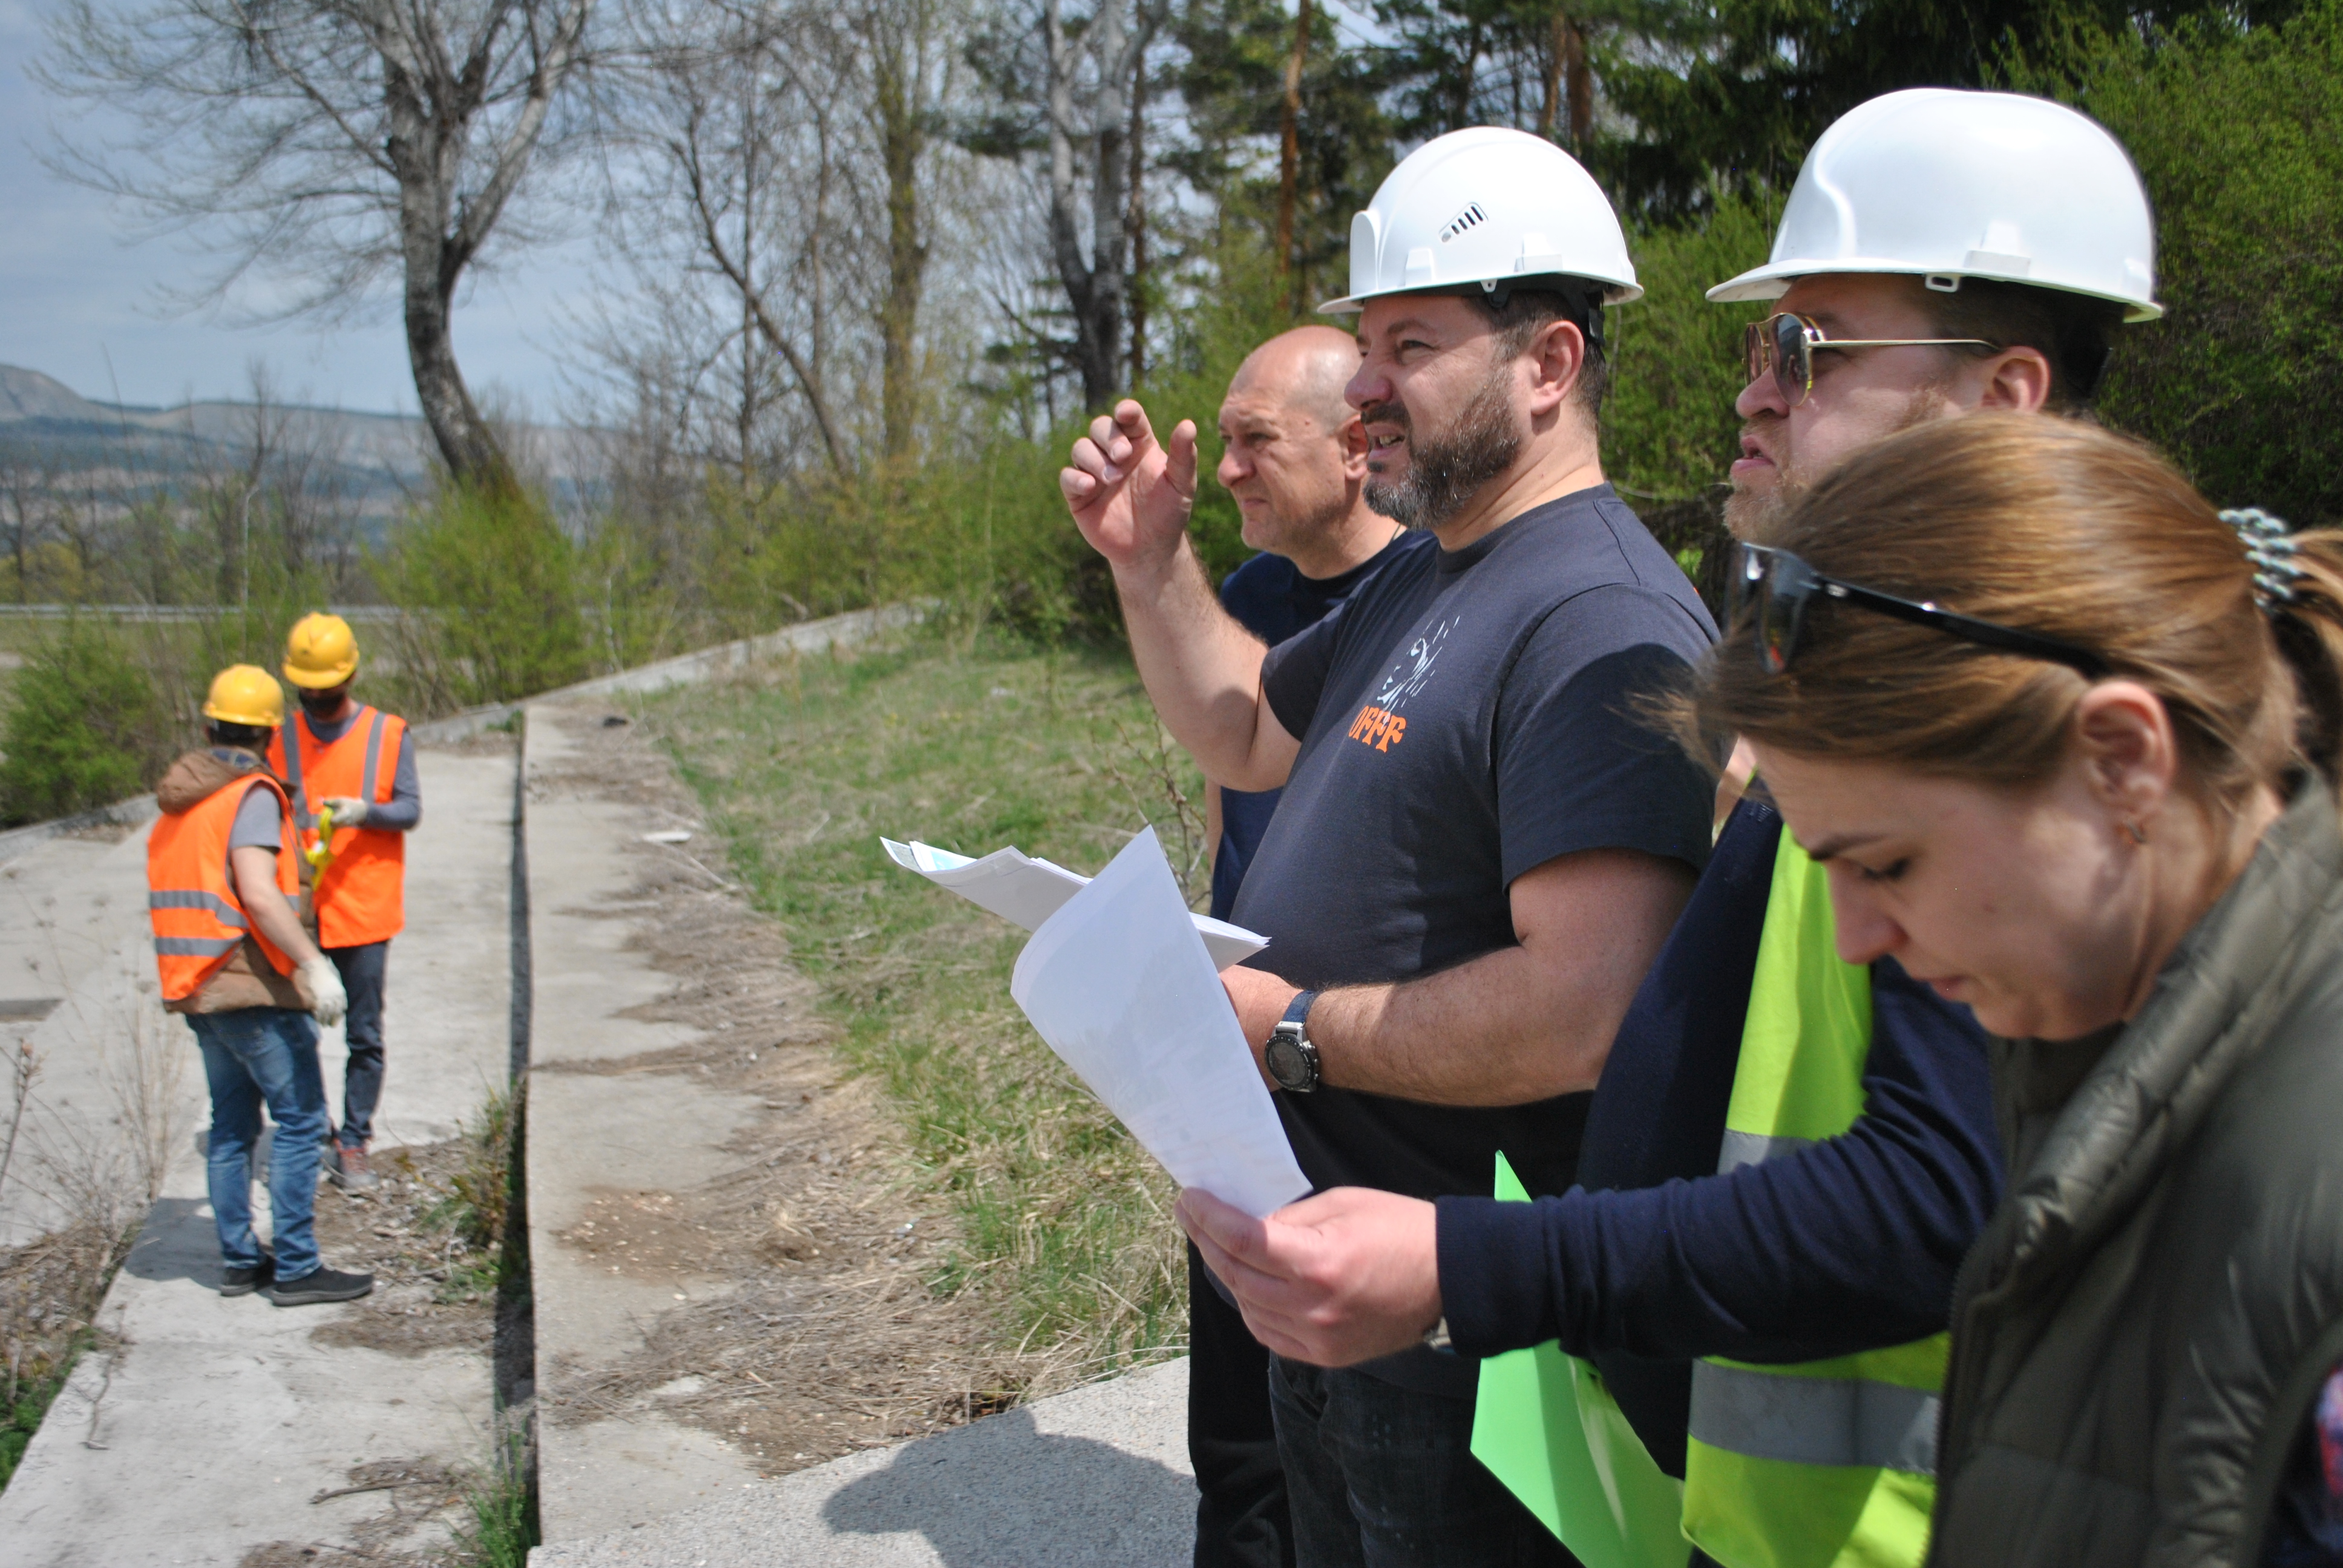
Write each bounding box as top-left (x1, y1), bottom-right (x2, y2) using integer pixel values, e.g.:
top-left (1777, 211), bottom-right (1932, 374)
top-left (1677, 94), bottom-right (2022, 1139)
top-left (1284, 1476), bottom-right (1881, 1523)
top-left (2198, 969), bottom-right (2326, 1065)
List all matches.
top-left (2007, 3), bottom-right (2343, 524)
top-left (0, 618), bottom-right (171, 825)
top-left (372, 483), bottom-right (591, 708)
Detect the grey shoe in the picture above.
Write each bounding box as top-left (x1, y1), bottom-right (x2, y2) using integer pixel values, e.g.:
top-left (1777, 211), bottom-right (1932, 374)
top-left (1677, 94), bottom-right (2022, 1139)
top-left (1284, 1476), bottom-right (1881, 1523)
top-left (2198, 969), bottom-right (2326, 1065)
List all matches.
top-left (264, 1266), bottom-right (375, 1306)
top-left (329, 1143), bottom-right (380, 1192)
top-left (220, 1252), bottom-right (274, 1297)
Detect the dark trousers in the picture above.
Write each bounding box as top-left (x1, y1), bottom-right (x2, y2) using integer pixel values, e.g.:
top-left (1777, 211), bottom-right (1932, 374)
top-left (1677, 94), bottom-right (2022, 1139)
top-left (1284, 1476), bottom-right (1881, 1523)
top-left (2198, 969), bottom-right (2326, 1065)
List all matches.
top-left (326, 940), bottom-right (388, 1149)
top-left (1191, 1243), bottom-right (1296, 1568)
top-left (1268, 1354), bottom-right (1578, 1568)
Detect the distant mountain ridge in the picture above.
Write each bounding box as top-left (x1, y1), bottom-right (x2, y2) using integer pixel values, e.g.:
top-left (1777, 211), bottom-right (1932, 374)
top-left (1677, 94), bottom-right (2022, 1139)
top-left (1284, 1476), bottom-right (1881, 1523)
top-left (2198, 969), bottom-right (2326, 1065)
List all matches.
top-left (0, 364), bottom-right (600, 492)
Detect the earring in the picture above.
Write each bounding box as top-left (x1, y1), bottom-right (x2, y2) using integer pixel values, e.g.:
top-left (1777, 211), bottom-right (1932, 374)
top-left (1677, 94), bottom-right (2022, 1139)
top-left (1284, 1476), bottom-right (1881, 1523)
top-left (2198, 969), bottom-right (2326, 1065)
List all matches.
top-left (2126, 820), bottom-right (2148, 845)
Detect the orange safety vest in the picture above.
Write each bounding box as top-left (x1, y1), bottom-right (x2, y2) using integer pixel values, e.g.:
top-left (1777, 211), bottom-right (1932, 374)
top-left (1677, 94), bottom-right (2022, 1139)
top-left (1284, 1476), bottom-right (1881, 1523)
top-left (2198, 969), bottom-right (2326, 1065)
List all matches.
top-left (268, 704), bottom-right (407, 948)
top-left (147, 772), bottom-right (300, 1004)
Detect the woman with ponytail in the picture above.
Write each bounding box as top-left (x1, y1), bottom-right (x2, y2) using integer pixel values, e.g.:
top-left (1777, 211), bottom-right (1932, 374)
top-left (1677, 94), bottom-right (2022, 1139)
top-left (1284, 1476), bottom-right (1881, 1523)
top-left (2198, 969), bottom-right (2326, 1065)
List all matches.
top-left (1686, 413), bottom-right (2343, 1566)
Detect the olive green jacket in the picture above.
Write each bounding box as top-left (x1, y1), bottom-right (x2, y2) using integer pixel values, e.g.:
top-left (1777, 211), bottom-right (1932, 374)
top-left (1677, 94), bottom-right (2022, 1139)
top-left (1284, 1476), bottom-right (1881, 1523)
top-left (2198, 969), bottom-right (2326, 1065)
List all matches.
top-left (1929, 780), bottom-right (2343, 1567)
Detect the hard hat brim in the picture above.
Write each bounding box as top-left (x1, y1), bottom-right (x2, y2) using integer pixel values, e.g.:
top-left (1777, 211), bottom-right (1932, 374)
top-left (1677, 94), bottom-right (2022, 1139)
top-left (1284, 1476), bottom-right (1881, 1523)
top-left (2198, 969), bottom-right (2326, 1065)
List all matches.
top-left (281, 658), bottom-right (359, 689)
top-left (1706, 258), bottom-right (2163, 323)
top-left (1317, 277), bottom-right (1647, 318)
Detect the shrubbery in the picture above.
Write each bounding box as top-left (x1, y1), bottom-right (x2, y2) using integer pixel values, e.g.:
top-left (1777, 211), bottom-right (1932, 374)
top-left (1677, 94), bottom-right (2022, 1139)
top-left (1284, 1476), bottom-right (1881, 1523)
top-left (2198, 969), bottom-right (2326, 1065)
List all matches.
top-left (0, 618), bottom-right (171, 825)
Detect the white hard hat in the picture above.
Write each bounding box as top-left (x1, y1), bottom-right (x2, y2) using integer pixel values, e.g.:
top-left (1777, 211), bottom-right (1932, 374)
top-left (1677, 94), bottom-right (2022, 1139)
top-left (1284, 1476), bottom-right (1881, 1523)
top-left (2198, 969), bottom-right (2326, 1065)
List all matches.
top-left (1708, 88), bottom-right (2161, 322)
top-left (1320, 126), bottom-right (1640, 315)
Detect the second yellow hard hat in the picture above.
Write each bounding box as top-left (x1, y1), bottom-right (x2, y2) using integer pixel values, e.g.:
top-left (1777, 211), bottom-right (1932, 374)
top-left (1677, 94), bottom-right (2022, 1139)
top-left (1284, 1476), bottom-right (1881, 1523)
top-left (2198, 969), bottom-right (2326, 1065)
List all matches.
top-left (283, 612), bottom-right (359, 689)
top-left (203, 665), bottom-right (284, 728)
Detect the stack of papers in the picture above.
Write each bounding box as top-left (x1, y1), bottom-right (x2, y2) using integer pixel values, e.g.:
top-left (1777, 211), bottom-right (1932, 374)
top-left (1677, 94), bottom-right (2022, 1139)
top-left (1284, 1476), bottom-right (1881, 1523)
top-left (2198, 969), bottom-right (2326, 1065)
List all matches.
top-left (881, 837), bottom-right (1270, 968)
top-left (883, 829), bottom-right (1307, 1218)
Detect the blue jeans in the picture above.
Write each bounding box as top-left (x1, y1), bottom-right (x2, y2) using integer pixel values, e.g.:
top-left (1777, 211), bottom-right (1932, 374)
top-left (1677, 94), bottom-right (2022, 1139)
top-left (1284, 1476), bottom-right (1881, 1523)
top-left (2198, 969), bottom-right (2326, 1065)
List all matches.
top-left (1268, 1356), bottom-right (1576, 1568)
top-left (327, 941), bottom-right (388, 1148)
top-left (190, 1007), bottom-right (328, 1280)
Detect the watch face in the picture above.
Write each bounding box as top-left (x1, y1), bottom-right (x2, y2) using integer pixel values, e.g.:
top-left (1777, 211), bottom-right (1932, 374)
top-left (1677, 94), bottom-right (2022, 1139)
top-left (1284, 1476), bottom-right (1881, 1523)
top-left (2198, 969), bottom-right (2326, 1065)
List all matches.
top-left (1265, 1032), bottom-right (1309, 1091)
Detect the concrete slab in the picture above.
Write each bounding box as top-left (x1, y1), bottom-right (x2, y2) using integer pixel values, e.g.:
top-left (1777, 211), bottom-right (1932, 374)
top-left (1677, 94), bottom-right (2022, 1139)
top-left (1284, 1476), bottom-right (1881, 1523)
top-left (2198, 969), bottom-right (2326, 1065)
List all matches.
top-left (529, 1359), bottom-right (1196, 1567)
top-left (0, 737), bottom-right (518, 1566)
top-left (523, 705), bottom-right (764, 1543)
top-left (0, 1157), bottom-right (496, 1566)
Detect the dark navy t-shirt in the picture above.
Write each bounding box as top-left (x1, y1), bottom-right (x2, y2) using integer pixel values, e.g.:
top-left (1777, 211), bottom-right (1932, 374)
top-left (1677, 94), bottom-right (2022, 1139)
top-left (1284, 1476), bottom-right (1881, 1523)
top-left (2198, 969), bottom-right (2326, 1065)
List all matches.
top-left (1211, 531), bottom-right (1430, 921)
top-left (1230, 484), bottom-right (1718, 1392)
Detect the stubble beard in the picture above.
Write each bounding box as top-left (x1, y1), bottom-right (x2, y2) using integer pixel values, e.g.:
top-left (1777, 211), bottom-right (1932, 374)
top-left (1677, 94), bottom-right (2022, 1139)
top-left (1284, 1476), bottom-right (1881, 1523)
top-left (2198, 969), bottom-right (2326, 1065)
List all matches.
top-left (1362, 361), bottom-right (1522, 532)
top-left (1723, 385), bottom-right (1951, 542)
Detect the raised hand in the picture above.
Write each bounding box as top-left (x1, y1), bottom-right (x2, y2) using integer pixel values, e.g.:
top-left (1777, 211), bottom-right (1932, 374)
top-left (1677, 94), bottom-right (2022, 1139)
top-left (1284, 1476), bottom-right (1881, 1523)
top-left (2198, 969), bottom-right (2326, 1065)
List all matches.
top-left (1060, 399), bottom-right (1199, 571)
top-left (1176, 1185), bottom-right (1441, 1367)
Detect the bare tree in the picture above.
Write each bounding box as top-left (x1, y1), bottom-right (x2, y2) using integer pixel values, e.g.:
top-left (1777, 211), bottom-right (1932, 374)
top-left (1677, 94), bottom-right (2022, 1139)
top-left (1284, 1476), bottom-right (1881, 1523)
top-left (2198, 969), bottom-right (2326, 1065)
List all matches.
top-left (863, 0), bottom-right (955, 460)
top-left (38, 0), bottom-right (592, 489)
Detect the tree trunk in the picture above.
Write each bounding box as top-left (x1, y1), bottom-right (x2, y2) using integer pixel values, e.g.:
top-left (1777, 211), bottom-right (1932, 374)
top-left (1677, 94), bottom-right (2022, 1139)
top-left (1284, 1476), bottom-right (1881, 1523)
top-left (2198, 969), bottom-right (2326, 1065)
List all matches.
top-left (1275, 0), bottom-right (1310, 281)
top-left (1541, 10), bottom-right (1591, 149)
top-left (1126, 47), bottom-right (1147, 386)
top-left (404, 273), bottom-right (511, 494)
top-left (875, 18), bottom-right (929, 460)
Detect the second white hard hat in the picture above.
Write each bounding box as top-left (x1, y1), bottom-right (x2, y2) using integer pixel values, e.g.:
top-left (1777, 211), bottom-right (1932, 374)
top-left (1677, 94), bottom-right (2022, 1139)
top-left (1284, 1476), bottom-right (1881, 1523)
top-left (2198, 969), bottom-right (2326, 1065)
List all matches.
top-left (1708, 88), bottom-right (2160, 322)
top-left (1320, 126), bottom-right (1640, 315)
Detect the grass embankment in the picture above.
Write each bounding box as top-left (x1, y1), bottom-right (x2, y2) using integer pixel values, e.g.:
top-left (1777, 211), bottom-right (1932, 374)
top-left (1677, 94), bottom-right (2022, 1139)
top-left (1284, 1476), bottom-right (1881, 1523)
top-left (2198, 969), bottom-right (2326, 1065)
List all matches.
top-left (637, 630), bottom-right (1211, 1387)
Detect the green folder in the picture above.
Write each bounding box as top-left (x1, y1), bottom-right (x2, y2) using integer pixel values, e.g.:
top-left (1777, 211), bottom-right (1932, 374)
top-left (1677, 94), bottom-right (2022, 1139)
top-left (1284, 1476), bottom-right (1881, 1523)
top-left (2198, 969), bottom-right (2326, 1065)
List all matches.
top-left (1470, 1152), bottom-right (1691, 1568)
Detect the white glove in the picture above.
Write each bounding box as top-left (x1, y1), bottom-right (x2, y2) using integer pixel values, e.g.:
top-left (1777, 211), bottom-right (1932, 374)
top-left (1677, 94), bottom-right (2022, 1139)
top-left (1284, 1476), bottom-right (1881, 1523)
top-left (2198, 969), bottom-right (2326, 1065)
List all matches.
top-left (321, 795), bottom-right (370, 828)
top-left (302, 957), bottom-right (348, 1027)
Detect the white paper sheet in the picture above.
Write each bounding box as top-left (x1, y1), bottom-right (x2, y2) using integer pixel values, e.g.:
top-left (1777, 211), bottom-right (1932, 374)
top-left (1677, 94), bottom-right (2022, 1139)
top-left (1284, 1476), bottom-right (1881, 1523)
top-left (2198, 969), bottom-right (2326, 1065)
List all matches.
top-left (881, 835), bottom-right (1269, 969)
top-left (1008, 827), bottom-right (1310, 1219)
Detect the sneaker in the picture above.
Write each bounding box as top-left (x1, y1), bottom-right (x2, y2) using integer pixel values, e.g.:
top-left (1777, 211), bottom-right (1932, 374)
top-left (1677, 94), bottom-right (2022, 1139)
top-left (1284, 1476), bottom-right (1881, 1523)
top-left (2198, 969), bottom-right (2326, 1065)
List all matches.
top-left (329, 1143), bottom-right (380, 1192)
top-left (220, 1252), bottom-right (275, 1298)
top-left (264, 1266), bottom-right (375, 1307)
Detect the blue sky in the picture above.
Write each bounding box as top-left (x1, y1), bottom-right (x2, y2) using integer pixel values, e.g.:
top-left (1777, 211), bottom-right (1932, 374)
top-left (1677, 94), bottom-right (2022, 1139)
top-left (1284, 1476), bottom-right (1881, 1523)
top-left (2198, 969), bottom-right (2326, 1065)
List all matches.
top-left (1, 0), bottom-right (596, 417)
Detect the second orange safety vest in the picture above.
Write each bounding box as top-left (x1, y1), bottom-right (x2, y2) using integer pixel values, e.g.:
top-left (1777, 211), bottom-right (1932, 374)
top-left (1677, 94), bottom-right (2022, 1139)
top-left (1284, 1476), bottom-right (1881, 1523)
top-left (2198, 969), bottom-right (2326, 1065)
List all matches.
top-left (148, 771), bottom-right (300, 1004)
top-left (267, 704), bottom-right (407, 947)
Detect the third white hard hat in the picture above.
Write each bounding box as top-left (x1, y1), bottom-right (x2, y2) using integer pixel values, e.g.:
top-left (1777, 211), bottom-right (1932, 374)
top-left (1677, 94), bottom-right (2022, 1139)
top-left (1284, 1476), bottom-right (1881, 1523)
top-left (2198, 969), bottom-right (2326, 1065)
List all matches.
top-left (1320, 126), bottom-right (1640, 315)
top-left (1708, 88), bottom-right (2160, 322)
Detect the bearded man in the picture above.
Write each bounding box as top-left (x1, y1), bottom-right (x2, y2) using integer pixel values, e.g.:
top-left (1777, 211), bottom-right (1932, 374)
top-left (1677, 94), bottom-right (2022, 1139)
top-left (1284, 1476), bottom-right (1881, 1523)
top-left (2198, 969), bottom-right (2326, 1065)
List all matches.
top-left (1061, 127), bottom-right (1717, 1564)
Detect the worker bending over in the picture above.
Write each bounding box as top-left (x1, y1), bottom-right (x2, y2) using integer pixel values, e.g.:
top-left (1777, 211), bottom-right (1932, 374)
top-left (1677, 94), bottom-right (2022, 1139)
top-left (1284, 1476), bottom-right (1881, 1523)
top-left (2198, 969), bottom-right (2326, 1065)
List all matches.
top-left (269, 612), bottom-right (421, 1192)
top-left (150, 666), bottom-right (371, 1305)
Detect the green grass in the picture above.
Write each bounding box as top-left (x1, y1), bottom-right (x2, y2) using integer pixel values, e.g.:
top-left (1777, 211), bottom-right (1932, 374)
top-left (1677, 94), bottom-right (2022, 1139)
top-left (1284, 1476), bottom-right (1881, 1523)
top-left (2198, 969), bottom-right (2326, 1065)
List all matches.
top-left (635, 629), bottom-right (1213, 1389)
top-left (1, 1327), bottom-right (94, 1489)
top-left (451, 1428), bottom-right (537, 1568)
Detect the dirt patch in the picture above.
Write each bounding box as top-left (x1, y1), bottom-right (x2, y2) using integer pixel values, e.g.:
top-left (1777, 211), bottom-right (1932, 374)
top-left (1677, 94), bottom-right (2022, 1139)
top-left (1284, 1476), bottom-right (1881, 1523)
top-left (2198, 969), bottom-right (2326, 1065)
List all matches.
top-left (304, 1137), bottom-right (496, 1359)
top-left (528, 704), bottom-right (1023, 1477)
top-left (235, 1455), bottom-right (473, 1566)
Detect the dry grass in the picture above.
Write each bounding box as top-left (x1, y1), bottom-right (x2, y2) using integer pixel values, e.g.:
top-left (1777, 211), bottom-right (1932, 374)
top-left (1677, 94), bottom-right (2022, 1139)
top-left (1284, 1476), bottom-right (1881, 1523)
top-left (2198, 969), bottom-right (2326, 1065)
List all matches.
top-left (626, 630), bottom-right (1211, 1402)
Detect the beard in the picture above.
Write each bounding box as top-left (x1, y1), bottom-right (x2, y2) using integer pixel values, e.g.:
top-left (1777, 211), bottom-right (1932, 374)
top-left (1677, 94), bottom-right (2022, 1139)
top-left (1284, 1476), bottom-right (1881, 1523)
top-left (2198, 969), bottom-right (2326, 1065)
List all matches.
top-left (1362, 361), bottom-right (1522, 531)
top-left (1724, 385), bottom-right (1951, 542)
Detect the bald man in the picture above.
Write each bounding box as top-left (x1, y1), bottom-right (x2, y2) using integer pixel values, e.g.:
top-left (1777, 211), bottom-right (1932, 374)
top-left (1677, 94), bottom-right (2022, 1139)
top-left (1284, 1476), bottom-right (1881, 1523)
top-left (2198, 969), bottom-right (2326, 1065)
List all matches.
top-left (1194, 327), bottom-right (1427, 1568)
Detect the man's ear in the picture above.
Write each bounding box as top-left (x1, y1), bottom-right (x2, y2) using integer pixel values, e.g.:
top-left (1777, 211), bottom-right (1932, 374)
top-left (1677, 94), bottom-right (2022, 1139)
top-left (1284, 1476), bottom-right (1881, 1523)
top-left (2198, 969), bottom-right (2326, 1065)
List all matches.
top-left (1975, 346), bottom-right (2055, 414)
top-left (1523, 318), bottom-right (1585, 419)
top-left (2073, 681), bottom-right (2180, 829)
top-left (1339, 413), bottom-right (1371, 481)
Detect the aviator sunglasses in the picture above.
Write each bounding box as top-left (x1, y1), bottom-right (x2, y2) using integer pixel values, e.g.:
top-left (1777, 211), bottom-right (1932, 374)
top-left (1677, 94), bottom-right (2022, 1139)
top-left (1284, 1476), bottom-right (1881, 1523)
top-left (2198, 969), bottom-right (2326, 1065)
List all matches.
top-left (1735, 543), bottom-right (2110, 679)
top-left (1744, 311), bottom-right (1999, 407)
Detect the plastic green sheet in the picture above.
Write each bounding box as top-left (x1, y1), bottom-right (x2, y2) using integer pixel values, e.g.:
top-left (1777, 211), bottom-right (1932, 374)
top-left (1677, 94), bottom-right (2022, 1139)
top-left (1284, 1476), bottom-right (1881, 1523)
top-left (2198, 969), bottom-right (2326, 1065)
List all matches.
top-left (1470, 1152), bottom-right (1691, 1568)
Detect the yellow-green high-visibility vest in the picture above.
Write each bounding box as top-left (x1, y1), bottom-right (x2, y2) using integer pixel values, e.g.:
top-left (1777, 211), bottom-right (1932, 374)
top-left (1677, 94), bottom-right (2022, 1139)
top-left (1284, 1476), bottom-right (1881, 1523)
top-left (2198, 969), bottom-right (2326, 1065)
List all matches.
top-left (1679, 830), bottom-right (1946, 1568)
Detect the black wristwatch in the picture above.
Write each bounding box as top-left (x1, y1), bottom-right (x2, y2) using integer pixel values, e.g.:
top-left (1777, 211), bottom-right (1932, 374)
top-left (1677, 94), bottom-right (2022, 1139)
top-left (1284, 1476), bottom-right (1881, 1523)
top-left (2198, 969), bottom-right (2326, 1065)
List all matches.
top-left (1264, 990), bottom-right (1322, 1094)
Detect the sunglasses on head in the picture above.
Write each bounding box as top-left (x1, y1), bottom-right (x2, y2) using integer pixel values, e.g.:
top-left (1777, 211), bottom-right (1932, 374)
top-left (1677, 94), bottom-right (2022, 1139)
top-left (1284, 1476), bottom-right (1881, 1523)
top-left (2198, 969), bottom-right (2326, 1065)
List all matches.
top-left (1734, 543), bottom-right (2110, 679)
top-left (1743, 312), bottom-right (1999, 408)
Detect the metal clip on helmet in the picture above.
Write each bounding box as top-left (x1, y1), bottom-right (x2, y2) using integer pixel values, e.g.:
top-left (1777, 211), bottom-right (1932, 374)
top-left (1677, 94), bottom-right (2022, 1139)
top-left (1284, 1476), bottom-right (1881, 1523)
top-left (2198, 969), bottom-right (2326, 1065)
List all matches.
top-left (1708, 88), bottom-right (2161, 321)
top-left (1319, 126), bottom-right (1641, 326)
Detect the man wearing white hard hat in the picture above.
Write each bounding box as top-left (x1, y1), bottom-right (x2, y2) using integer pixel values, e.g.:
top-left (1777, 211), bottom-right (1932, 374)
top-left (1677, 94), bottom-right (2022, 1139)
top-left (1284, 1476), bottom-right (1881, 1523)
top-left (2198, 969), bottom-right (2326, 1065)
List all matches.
top-left (1066, 126), bottom-right (1718, 1564)
top-left (1178, 90), bottom-right (2161, 1568)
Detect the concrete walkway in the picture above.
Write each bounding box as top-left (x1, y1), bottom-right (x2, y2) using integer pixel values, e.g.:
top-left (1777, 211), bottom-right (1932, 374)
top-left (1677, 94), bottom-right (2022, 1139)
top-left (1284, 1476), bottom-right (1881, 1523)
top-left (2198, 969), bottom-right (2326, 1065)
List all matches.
top-left (523, 702), bottom-right (768, 1543)
top-left (531, 1359), bottom-right (1194, 1567)
top-left (0, 737), bottom-right (517, 1566)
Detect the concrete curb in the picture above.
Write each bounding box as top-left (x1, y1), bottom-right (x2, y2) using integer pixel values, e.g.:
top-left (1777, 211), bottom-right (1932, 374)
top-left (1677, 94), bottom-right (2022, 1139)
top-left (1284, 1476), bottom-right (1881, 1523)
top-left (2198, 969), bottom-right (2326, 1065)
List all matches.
top-left (529, 1359), bottom-right (1195, 1567)
top-left (411, 602), bottom-right (930, 744)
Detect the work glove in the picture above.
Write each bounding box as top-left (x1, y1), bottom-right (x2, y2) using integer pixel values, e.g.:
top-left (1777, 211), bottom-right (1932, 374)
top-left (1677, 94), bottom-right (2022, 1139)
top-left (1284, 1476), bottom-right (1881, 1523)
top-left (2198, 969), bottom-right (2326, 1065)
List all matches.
top-left (302, 957), bottom-right (348, 1027)
top-left (321, 795), bottom-right (370, 828)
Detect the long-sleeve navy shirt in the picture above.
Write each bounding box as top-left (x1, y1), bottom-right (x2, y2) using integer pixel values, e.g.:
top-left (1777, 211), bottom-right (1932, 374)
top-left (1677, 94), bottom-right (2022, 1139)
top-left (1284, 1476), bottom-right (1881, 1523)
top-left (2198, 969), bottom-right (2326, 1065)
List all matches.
top-left (1434, 795), bottom-right (2004, 1475)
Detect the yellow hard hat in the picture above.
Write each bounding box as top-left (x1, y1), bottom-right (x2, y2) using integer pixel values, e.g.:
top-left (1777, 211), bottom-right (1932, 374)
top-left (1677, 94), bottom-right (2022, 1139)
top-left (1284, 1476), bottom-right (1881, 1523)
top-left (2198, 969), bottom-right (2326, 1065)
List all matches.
top-left (283, 612), bottom-right (359, 689)
top-left (202, 665), bottom-right (284, 728)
